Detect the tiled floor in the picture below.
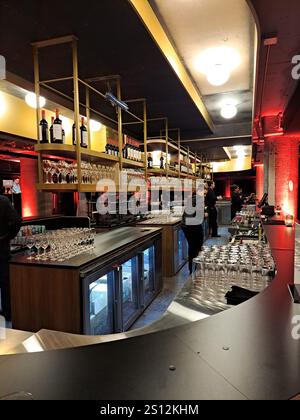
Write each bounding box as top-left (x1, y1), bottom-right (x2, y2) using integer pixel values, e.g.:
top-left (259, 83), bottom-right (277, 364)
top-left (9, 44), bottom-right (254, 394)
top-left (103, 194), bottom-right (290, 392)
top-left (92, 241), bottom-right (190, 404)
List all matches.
top-left (130, 226), bottom-right (231, 330)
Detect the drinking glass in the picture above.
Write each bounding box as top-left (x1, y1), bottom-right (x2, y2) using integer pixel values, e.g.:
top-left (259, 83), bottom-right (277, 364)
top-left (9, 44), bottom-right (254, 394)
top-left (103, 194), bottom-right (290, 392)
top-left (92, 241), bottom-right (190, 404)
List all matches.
top-left (26, 236), bottom-right (35, 260)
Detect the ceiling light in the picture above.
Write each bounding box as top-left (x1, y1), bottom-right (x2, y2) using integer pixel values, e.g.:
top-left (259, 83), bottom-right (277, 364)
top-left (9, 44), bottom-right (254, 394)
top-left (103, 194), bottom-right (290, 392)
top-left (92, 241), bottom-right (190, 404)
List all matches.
top-left (220, 103), bottom-right (238, 119)
top-left (237, 151), bottom-right (245, 158)
top-left (195, 47), bottom-right (240, 86)
top-left (89, 119), bottom-right (102, 132)
top-left (0, 95), bottom-right (6, 117)
top-left (25, 92), bottom-right (46, 109)
top-left (206, 64), bottom-right (230, 86)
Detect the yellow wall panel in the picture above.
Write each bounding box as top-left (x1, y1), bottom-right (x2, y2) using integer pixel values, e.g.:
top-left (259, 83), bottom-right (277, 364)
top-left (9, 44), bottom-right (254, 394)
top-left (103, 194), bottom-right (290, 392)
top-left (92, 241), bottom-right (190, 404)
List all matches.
top-left (0, 90), bottom-right (107, 151)
top-left (212, 156), bottom-right (252, 173)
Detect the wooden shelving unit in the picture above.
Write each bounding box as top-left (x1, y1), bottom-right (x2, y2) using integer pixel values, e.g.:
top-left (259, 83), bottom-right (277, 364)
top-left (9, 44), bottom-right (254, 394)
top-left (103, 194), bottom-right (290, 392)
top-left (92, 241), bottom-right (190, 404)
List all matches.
top-left (32, 35), bottom-right (211, 194)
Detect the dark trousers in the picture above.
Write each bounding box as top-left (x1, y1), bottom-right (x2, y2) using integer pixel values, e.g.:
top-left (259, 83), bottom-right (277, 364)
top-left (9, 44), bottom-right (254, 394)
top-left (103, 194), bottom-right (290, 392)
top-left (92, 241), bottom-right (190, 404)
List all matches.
top-left (182, 225), bottom-right (204, 274)
top-left (0, 260), bottom-right (10, 320)
top-left (208, 207), bottom-right (218, 237)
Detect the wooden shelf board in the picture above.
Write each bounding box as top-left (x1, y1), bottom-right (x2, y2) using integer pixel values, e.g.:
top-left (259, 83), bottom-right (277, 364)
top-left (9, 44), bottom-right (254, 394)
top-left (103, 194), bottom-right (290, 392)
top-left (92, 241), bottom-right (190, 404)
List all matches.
top-left (82, 150), bottom-right (119, 163)
top-left (122, 158), bottom-right (145, 168)
top-left (35, 144), bottom-right (119, 164)
top-left (36, 183), bottom-right (78, 192)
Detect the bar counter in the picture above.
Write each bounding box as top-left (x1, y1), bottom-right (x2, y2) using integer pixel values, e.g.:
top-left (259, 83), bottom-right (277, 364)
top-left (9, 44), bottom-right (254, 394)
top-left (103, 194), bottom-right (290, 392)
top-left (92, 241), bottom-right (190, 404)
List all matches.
top-left (0, 224), bottom-right (299, 400)
top-left (10, 226), bottom-right (162, 269)
top-left (136, 217), bottom-right (187, 277)
top-left (9, 227), bottom-right (163, 334)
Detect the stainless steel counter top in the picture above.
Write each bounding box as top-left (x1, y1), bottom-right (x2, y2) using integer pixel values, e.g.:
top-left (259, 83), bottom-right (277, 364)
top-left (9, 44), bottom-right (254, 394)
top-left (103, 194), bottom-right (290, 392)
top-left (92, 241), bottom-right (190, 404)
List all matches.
top-left (9, 227), bottom-right (162, 269)
top-left (137, 216), bottom-right (182, 226)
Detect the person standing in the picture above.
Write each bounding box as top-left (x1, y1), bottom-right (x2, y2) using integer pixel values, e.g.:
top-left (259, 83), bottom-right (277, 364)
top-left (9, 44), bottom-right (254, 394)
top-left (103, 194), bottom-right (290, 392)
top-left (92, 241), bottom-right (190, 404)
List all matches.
top-left (182, 189), bottom-right (207, 275)
top-left (11, 177), bottom-right (22, 217)
top-left (231, 184), bottom-right (244, 220)
top-left (205, 180), bottom-right (220, 238)
top-left (0, 195), bottom-right (21, 320)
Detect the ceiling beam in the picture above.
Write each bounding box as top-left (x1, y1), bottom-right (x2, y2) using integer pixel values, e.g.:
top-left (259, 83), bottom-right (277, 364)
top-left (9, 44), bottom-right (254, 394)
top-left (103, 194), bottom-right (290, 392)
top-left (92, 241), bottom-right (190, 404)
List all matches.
top-left (129, 0), bottom-right (214, 132)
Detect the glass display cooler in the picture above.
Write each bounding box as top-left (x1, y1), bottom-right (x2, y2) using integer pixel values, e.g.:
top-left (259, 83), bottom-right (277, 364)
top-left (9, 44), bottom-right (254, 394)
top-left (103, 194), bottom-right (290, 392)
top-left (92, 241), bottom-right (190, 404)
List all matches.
top-left (83, 244), bottom-right (159, 335)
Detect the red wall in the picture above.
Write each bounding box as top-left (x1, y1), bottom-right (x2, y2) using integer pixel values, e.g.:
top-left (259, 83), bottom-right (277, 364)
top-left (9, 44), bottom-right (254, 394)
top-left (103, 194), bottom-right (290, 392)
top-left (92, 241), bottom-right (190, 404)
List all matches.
top-left (255, 164), bottom-right (264, 201)
top-left (274, 136), bottom-right (299, 217)
top-left (20, 158), bottom-right (38, 218)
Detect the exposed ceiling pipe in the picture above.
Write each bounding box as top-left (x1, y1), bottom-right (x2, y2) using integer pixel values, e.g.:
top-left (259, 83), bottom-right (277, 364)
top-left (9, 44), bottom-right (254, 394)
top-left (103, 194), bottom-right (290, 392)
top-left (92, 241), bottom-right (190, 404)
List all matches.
top-left (256, 36), bottom-right (278, 139)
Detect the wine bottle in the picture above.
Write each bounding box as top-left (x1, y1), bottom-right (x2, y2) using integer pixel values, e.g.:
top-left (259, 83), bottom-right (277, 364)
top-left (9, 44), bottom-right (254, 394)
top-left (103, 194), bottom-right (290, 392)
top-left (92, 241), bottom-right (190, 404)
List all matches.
top-left (62, 128), bottom-right (65, 145)
top-left (80, 117), bottom-right (88, 148)
top-left (39, 110), bottom-right (49, 143)
top-left (147, 153), bottom-right (153, 169)
top-left (160, 153), bottom-right (165, 169)
top-left (53, 109), bottom-right (63, 144)
top-left (133, 141), bottom-right (137, 161)
top-left (50, 117), bottom-right (55, 143)
top-left (123, 138), bottom-right (127, 159)
top-left (127, 139), bottom-right (131, 160)
top-left (72, 123), bottom-right (76, 146)
top-left (109, 141), bottom-right (113, 155)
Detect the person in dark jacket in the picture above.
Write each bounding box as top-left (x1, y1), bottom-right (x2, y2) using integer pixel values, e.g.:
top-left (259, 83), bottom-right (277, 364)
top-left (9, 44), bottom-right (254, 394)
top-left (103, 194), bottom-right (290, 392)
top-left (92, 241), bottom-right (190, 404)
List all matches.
top-left (231, 184), bottom-right (244, 220)
top-left (205, 180), bottom-right (220, 237)
top-left (182, 188), bottom-right (208, 275)
top-left (0, 195), bottom-right (21, 320)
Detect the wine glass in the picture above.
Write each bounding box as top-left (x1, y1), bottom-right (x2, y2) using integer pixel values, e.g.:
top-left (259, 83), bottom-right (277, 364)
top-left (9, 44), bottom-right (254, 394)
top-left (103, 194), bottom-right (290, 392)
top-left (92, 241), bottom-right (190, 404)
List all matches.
top-left (42, 160), bottom-right (51, 184)
top-left (26, 236), bottom-right (35, 260)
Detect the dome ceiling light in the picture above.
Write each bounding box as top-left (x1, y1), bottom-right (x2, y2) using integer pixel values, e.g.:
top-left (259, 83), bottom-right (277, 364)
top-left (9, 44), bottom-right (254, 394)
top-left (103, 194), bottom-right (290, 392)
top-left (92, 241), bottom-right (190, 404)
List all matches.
top-left (220, 98), bottom-right (238, 119)
top-left (220, 103), bottom-right (238, 119)
top-left (195, 47), bottom-right (241, 87)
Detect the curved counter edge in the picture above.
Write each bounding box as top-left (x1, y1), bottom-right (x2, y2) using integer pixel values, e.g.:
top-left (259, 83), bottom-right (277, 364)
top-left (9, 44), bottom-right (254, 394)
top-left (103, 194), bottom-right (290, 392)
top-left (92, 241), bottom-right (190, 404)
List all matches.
top-left (0, 225), bottom-right (299, 400)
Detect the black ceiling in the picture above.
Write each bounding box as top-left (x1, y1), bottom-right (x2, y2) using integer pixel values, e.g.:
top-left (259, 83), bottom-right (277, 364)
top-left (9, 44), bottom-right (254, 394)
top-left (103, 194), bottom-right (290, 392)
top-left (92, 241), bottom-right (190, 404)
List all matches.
top-left (0, 0), bottom-right (211, 141)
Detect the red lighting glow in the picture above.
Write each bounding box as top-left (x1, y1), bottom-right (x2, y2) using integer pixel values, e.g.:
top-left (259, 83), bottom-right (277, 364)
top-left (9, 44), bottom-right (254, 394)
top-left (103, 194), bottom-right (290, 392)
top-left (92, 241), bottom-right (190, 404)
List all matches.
top-left (273, 136), bottom-right (299, 218)
top-left (256, 164), bottom-right (264, 200)
top-left (225, 179), bottom-right (231, 198)
top-left (20, 158), bottom-right (38, 218)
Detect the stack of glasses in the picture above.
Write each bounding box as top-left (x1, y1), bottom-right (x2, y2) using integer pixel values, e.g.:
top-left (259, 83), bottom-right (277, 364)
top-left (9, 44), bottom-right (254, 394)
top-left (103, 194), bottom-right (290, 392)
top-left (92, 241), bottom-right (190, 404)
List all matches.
top-left (26, 228), bottom-right (96, 263)
top-left (193, 243), bottom-right (275, 302)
